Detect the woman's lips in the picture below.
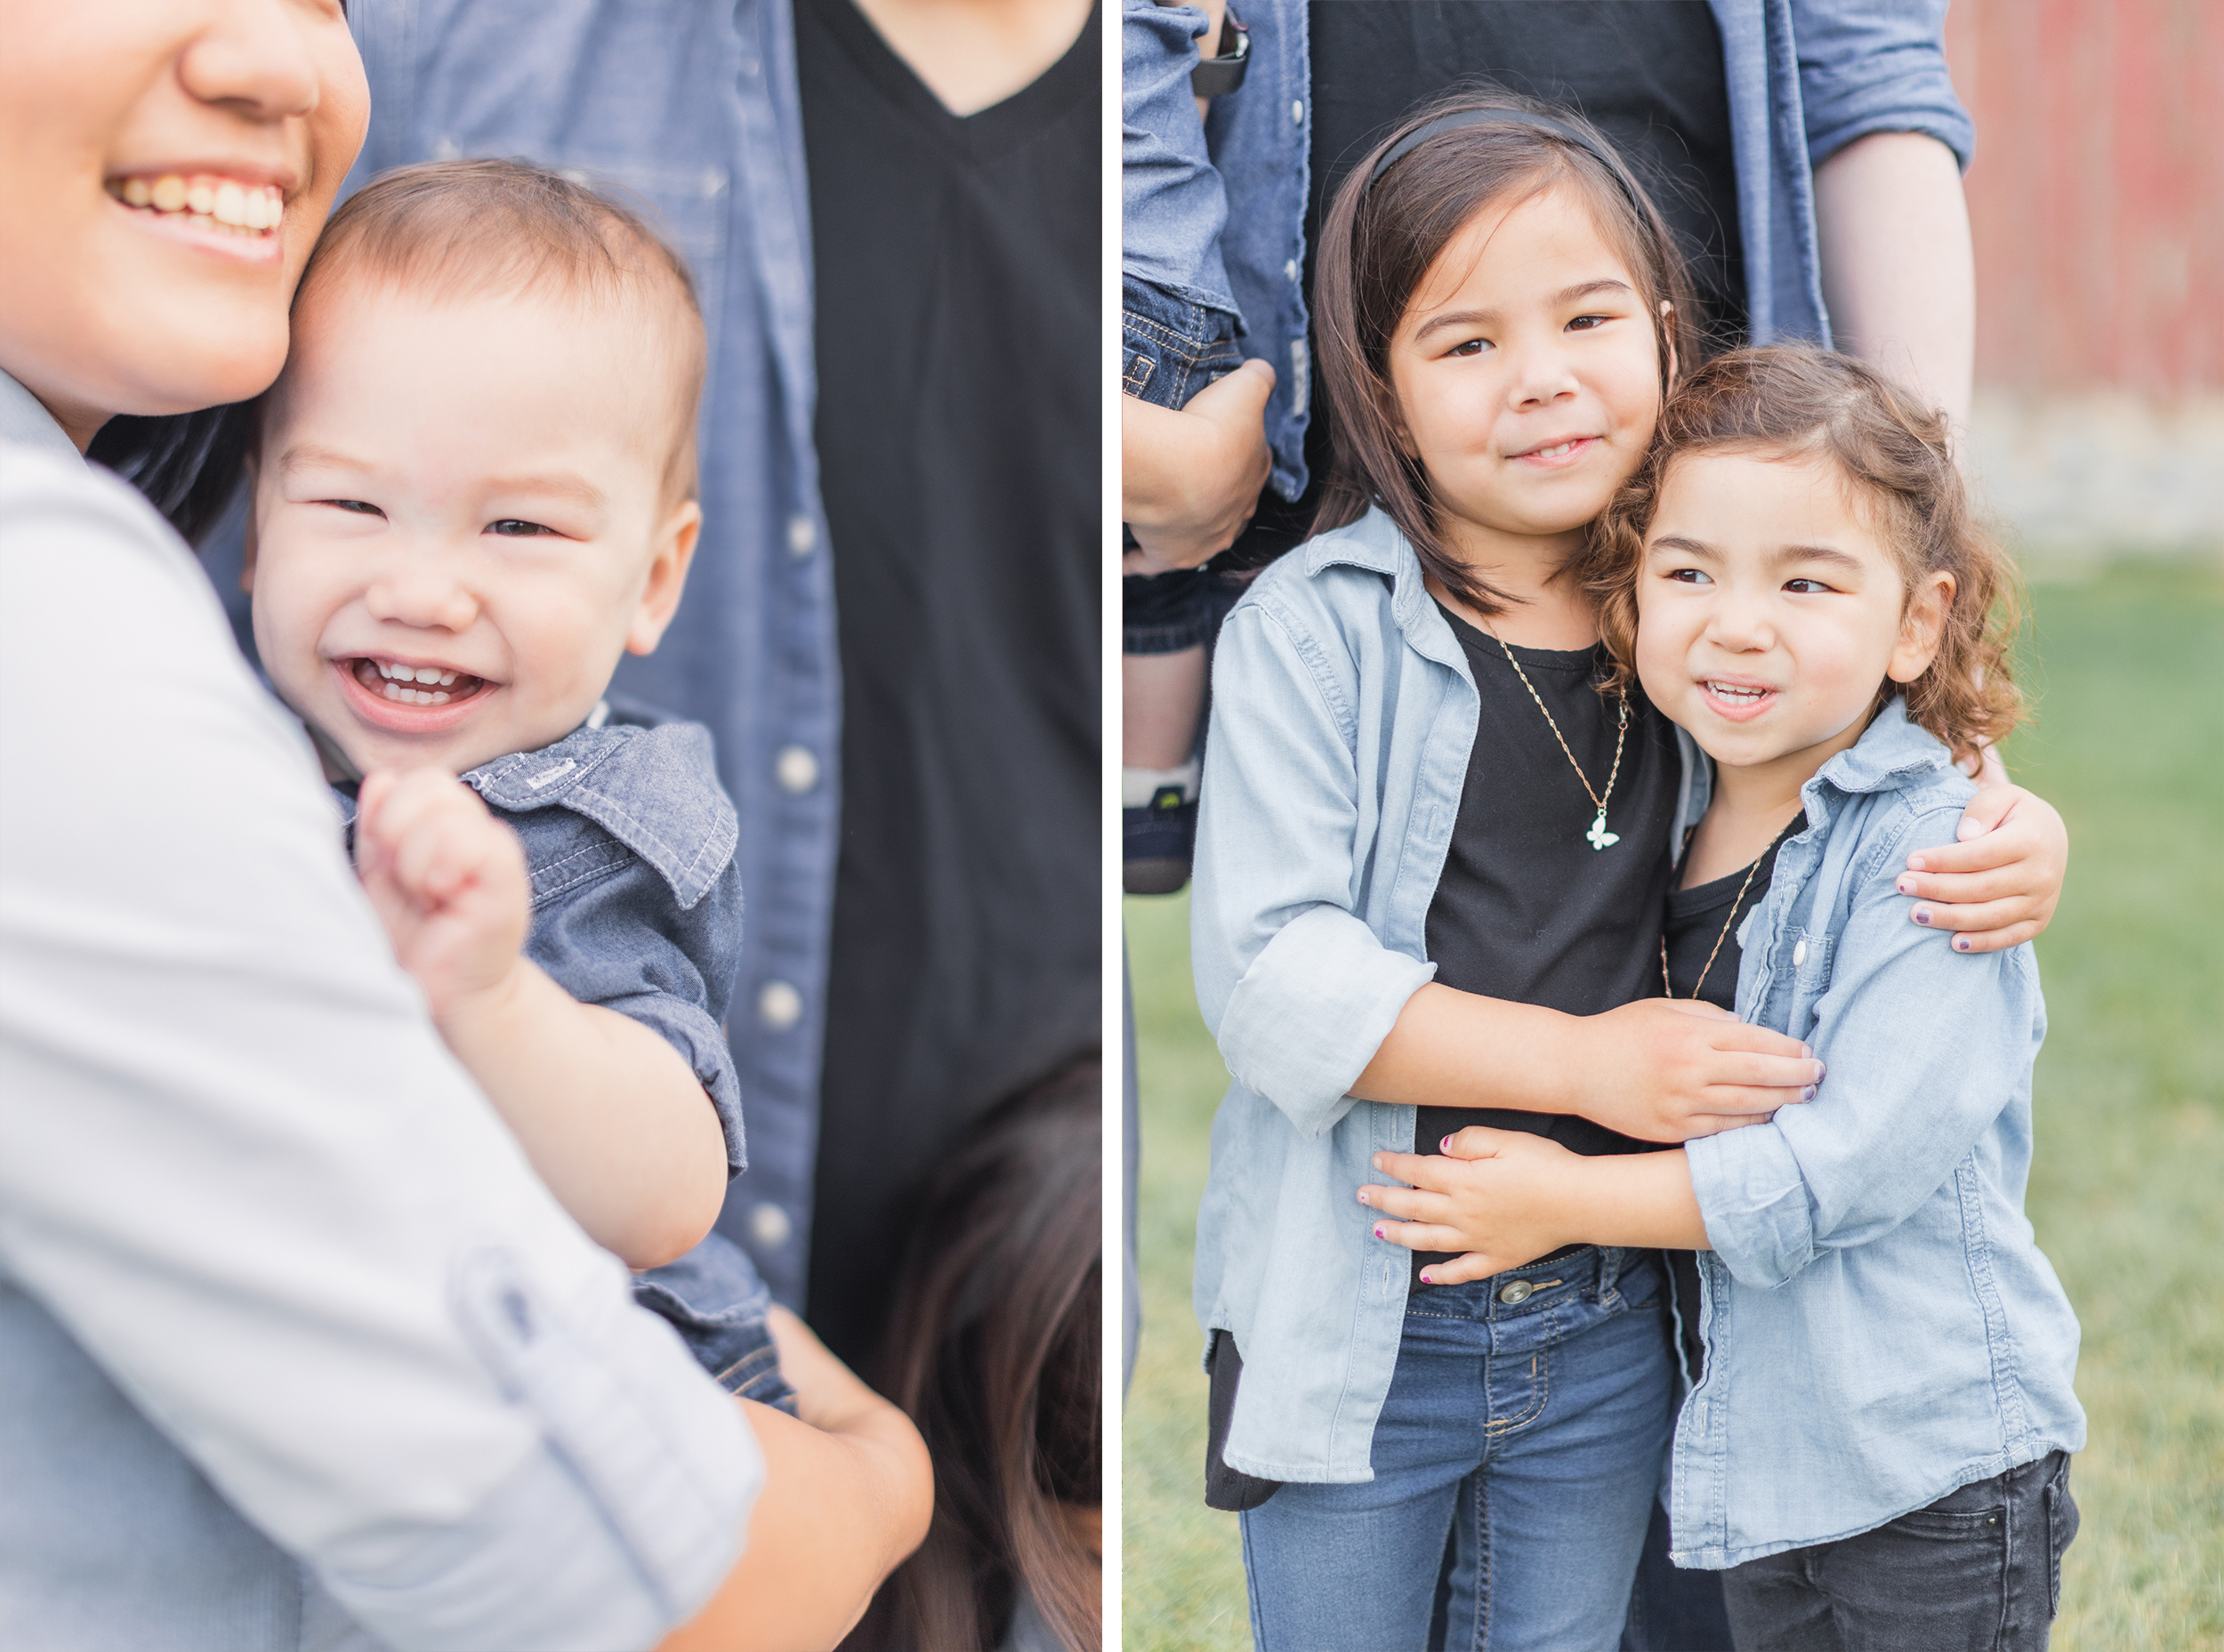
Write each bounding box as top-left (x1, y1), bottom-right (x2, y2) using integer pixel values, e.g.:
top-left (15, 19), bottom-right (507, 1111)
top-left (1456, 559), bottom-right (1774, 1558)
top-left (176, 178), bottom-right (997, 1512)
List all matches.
top-left (334, 657), bottom-right (492, 734)
top-left (1699, 679), bottom-right (1780, 722)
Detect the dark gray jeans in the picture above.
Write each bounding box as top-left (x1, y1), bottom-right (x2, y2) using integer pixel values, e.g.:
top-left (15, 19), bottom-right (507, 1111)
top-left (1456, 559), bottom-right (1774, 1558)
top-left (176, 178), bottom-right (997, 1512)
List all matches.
top-left (1722, 1452), bottom-right (2078, 1651)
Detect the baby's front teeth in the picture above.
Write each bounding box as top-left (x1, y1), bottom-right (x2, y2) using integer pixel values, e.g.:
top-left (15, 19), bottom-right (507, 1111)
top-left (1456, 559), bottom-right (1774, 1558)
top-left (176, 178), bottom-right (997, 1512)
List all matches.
top-left (380, 681), bottom-right (453, 705)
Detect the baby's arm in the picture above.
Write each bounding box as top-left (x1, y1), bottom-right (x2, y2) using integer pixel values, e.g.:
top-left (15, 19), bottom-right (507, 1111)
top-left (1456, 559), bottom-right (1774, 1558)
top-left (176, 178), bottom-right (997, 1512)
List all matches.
top-left (355, 769), bottom-right (726, 1269)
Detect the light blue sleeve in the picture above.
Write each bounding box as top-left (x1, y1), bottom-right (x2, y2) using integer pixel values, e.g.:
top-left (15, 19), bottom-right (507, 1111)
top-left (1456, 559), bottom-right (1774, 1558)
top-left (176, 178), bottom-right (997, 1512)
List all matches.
top-left (1687, 806), bottom-right (2043, 1288)
top-left (1190, 596), bottom-right (1436, 1140)
top-left (1790, 0), bottom-right (1976, 171)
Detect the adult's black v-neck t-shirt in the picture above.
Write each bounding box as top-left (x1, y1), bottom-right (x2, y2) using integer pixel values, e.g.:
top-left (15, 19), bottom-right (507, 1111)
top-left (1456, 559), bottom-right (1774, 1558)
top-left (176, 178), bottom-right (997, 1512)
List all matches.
top-left (797, 0), bottom-right (1100, 1367)
top-left (1237, 2), bottom-right (1744, 564)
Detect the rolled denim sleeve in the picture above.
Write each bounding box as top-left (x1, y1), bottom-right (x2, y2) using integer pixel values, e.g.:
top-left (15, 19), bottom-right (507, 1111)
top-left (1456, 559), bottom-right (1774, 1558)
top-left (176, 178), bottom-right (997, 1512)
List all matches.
top-left (0, 452), bottom-right (757, 1650)
top-left (1191, 597), bottom-right (1436, 1139)
top-left (1688, 807), bottom-right (2043, 1288)
top-left (1792, 0), bottom-right (1974, 171)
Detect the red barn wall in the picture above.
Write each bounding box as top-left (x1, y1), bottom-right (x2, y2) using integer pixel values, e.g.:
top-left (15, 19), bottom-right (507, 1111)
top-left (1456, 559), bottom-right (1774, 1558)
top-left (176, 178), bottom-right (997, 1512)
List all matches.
top-left (1945, 0), bottom-right (2224, 395)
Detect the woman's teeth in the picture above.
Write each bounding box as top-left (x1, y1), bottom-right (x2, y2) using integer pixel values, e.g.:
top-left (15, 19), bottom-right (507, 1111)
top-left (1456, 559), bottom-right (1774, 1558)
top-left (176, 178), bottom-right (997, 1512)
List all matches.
top-left (107, 173), bottom-right (283, 235)
top-left (353, 658), bottom-right (479, 705)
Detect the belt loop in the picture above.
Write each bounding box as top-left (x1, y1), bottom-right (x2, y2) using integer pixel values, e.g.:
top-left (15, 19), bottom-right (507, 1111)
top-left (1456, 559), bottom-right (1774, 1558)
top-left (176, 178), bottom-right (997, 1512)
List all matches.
top-left (1596, 1245), bottom-right (1622, 1301)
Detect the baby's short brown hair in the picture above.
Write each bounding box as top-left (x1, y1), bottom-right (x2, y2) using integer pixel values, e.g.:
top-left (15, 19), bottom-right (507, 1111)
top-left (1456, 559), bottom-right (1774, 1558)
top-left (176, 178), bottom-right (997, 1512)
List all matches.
top-left (290, 157), bottom-right (707, 503)
top-left (1586, 346), bottom-right (2024, 767)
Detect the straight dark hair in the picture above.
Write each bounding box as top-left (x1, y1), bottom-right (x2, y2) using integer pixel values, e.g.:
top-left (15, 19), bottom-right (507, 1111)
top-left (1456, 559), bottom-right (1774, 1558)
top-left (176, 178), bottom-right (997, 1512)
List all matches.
top-left (1310, 90), bottom-right (1699, 616)
top-left (87, 402), bottom-right (254, 546)
top-left (845, 1060), bottom-right (1102, 1652)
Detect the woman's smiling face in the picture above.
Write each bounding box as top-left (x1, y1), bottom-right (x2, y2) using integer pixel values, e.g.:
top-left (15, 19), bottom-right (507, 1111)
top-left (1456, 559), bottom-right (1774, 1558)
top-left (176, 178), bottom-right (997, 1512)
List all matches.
top-left (1385, 180), bottom-right (1671, 554)
top-left (0, 0), bottom-right (368, 444)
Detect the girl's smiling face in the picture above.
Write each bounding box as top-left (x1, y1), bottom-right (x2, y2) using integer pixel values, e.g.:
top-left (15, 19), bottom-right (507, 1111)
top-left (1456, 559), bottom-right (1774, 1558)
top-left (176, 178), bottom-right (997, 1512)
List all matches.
top-left (1634, 448), bottom-right (1953, 779)
top-left (1385, 181), bottom-right (1671, 557)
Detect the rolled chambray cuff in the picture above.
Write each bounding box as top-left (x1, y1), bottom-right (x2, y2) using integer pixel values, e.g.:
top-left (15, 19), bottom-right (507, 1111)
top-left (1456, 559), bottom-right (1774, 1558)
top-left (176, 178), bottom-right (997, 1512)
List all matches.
top-left (1686, 1123), bottom-right (1819, 1290)
top-left (1218, 904), bottom-right (1438, 1140)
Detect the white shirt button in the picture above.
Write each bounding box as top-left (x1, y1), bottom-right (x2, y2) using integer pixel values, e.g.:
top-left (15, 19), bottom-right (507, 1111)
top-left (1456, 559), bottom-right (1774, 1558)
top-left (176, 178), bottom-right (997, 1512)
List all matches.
top-left (1793, 939), bottom-right (1809, 967)
top-left (1291, 100), bottom-right (1304, 125)
top-left (775, 745), bottom-right (818, 794)
top-left (1284, 258), bottom-right (1299, 283)
top-left (748, 1202), bottom-right (793, 1249)
top-left (758, 979), bottom-right (802, 1030)
top-left (786, 514), bottom-right (818, 557)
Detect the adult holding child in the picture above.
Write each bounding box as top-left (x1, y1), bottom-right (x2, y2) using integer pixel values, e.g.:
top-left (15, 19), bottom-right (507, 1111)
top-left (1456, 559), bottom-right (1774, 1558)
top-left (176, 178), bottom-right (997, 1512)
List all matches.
top-left (0, 4), bottom-right (927, 1648)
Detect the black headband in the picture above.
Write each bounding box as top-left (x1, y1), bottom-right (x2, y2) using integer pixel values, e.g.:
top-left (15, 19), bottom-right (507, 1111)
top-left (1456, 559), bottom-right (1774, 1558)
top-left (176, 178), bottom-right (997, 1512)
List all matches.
top-left (1365, 109), bottom-right (1652, 226)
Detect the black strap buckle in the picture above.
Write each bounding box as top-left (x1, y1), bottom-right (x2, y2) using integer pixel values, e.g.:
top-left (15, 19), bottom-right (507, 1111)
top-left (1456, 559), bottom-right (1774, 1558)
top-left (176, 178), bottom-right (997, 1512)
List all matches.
top-left (1189, 5), bottom-right (1249, 98)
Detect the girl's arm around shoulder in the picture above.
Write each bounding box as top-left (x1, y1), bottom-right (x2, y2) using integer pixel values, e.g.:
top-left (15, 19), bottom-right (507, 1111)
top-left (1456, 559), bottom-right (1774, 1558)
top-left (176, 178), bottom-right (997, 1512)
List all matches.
top-left (1190, 584), bottom-right (1433, 1140)
top-left (1686, 798), bottom-right (2044, 1289)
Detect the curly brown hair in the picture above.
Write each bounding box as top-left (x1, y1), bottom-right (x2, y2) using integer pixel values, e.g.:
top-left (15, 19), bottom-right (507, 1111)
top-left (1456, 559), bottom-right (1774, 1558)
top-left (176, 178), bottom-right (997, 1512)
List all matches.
top-left (1584, 347), bottom-right (2023, 767)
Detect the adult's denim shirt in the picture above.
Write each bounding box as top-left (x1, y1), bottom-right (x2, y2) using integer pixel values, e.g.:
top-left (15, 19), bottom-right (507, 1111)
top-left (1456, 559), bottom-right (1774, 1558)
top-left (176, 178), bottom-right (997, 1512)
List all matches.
top-left (1673, 699), bottom-right (2084, 1568)
top-left (1122, 1), bottom-right (1975, 502)
top-left (1188, 507), bottom-right (1708, 1482)
top-left (202, 0), bottom-right (833, 1304)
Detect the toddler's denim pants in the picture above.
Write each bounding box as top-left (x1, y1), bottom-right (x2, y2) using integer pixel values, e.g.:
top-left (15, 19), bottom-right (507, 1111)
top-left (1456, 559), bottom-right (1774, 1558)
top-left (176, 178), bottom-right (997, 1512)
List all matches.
top-left (632, 1231), bottom-right (797, 1414)
top-left (1721, 1450), bottom-right (2078, 1651)
top-left (1240, 1246), bottom-right (1675, 1652)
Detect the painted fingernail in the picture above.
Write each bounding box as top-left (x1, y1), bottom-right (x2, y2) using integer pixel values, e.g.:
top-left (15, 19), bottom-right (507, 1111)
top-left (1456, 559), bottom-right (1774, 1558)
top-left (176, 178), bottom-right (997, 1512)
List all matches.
top-left (1357, 1189), bottom-right (1368, 1204)
top-left (1896, 876), bottom-right (1917, 895)
top-left (1419, 1271), bottom-right (1434, 1284)
top-left (1374, 1226), bottom-right (1386, 1240)
top-left (1954, 935), bottom-right (1972, 952)
top-left (1801, 1085), bottom-right (1817, 1101)
top-left (1913, 907), bottom-right (1932, 925)
top-left (1441, 1135), bottom-right (1453, 1151)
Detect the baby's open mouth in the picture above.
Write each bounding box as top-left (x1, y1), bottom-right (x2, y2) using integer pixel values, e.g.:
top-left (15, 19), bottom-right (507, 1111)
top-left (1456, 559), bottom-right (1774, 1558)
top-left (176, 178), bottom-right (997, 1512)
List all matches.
top-left (105, 173), bottom-right (284, 237)
top-left (350, 657), bottom-right (487, 706)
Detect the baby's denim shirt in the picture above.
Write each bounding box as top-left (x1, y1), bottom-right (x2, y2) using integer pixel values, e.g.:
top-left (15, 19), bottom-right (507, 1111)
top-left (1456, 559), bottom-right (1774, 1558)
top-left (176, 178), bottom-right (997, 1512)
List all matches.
top-left (331, 697), bottom-right (795, 1412)
top-left (338, 696), bottom-right (747, 1174)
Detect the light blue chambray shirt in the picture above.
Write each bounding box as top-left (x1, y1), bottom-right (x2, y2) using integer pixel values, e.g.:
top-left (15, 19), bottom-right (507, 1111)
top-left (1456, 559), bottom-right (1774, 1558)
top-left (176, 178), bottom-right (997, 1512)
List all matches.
top-left (1674, 698), bottom-right (2083, 1568)
top-left (1188, 506), bottom-right (1709, 1482)
top-left (200, 0), bottom-right (833, 1305)
top-left (1123, 0), bottom-right (1976, 503)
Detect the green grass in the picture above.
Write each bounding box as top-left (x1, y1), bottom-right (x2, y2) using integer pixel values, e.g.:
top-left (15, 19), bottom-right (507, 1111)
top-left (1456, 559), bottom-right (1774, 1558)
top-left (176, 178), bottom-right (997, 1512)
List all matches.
top-left (1123, 559), bottom-right (2224, 1650)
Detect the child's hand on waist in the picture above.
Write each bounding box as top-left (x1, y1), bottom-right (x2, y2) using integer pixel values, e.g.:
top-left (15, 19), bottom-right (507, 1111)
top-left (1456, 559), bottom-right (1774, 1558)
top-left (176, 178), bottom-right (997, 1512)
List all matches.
top-left (355, 768), bottom-right (531, 1027)
top-left (1360, 1129), bottom-right (1583, 1284)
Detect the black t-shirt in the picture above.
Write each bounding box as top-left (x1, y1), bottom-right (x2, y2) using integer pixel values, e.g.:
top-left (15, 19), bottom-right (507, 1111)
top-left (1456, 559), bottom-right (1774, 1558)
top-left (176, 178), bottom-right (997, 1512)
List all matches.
top-left (1412, 607), bottom-right (1680, 1274)
top-left (1660, 814), bottom-right (1804, 1011)
top-left (1236, 0), bottom-right (1744, 564)
top-left (797, 0), bottom-right (1100, 1368)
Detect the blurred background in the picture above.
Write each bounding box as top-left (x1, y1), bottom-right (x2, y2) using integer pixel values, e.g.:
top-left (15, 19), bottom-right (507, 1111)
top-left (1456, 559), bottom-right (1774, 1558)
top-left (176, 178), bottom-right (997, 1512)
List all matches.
top-left (1124, 2), bottom-right (2223, 1646)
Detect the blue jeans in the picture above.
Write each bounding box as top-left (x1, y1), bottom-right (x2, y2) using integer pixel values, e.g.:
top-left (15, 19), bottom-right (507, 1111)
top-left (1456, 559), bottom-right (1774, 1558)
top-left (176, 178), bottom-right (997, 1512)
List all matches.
top-left (1240, 1247), bottom-right (1675, 1652)
top-left (1122, 273), bottom-right (1242, 657)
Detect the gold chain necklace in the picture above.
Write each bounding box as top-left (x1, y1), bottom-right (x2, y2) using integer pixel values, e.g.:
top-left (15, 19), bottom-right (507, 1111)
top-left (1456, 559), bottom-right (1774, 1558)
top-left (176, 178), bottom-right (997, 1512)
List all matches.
top-left (1660, 816), bottom-right (1802, 999)
top-left (1481, 627), bottom-right (1629, 851)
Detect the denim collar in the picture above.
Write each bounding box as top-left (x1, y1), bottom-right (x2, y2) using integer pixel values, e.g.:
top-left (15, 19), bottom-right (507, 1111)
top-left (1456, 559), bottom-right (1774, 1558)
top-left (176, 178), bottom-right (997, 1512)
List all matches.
top-left (1298, 505), bottom-right (1474, 678)
top-left (1804, 697), bottom-right (1957, 805)
top-left (0, 370), bottom-right (81, 458)
top-left (330, 702), bottom-right (738, 911)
